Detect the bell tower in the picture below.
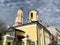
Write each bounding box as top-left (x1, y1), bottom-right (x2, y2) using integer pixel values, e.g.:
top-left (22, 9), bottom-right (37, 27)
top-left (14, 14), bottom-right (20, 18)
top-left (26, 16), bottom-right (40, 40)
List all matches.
top-left (13, 6), bottom-right (23, 26)
top-left (29, 9), bottom-right (38, 22)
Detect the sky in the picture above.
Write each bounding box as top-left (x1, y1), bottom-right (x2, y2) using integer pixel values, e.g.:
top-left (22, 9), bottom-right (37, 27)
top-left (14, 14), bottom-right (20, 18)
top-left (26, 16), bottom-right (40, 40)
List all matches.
top-left (0, 0), bottom-right (60, 30)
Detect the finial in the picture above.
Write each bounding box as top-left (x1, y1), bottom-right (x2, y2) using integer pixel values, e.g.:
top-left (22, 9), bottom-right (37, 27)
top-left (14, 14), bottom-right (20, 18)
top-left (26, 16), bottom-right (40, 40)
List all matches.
top-left (31, 6), bottom-right (35, 10)
top-left (20, 5), bottom-right (23, 11)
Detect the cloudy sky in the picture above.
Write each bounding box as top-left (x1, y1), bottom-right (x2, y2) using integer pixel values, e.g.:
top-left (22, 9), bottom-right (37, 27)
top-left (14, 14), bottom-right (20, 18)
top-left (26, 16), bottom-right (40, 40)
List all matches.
top-left (0, 0), bottom-right (60, 30)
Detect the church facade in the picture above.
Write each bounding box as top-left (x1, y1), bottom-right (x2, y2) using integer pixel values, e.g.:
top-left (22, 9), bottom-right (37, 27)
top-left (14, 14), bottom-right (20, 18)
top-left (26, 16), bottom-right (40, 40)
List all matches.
top-left (2, 7), bottom-right (60, 45)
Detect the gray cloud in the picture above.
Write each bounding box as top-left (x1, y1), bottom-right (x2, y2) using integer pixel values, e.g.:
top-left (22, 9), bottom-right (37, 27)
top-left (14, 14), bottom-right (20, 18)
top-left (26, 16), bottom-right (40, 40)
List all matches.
top-left (0, 0), bottom-right (60, 30)
top-left (36, 0), bottom-right (60, 30)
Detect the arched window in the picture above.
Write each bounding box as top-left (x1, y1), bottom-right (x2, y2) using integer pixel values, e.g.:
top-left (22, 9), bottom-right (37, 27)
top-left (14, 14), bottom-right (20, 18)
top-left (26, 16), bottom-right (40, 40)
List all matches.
top-left (31, 13), bottom-right (33, 19)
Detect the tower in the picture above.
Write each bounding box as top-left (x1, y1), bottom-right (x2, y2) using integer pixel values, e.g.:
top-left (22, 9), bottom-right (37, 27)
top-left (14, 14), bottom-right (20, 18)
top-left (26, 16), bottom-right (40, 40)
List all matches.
top-left (13, 6), bottom-right (23, 26)
top-left (29, 9), bottom-right (38, 22)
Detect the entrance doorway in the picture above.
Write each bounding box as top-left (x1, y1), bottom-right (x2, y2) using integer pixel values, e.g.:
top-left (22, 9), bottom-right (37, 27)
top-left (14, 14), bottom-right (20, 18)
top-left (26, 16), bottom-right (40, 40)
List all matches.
top-left (7, 42), bottom-right (11, 45)
top-left (16, 35), bottom-right (24, 45)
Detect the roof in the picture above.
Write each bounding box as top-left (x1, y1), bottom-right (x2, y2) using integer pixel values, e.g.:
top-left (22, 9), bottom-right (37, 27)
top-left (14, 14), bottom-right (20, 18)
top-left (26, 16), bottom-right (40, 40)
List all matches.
top-left (46, 26), bottom-right (60, 36)
top-left (5, 27), bottom-right (25, 33)
top-left (28, 8), bottom-right (38, 15)
top-left (13, 21), bottom-right (41, 28)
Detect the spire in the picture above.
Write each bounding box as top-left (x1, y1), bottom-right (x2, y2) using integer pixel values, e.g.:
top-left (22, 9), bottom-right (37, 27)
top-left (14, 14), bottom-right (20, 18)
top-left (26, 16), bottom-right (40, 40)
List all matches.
top-left (13, 6), bottom-right (24, 27)
top-left (20, 5), bottom-right (23, 11)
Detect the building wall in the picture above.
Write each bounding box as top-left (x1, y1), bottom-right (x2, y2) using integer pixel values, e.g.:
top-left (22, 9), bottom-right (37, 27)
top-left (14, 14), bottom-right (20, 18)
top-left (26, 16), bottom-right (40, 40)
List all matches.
top-left (37, 25), bottom-right (51, 45)
top-left (38, 26), bottom-right (46, 45)
top-left (15, 23), bottom-right (52, 45)
top-left (57, 32), bottom-right (60, 44)
top-left (37, 25), bottom-right (43, 45)
top-left (16, 24), bottom-right (37, 41)
top-left (16, 24), bottom-right (46, 45)
top-left (44, 31), bottom-right (50, 45)
top-left (46, 26), bottom-right (60, 45)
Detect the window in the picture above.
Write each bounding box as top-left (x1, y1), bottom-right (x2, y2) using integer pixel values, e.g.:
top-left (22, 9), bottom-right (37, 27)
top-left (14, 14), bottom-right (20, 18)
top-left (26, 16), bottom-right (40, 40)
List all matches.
top-left (31, 13), bottom-right (33, 19)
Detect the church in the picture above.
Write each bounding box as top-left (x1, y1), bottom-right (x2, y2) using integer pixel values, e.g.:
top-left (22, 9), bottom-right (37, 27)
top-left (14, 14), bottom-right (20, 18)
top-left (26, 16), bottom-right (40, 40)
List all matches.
top-left (2, 6), bottom-right (60, 45)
